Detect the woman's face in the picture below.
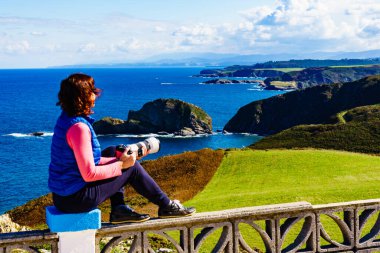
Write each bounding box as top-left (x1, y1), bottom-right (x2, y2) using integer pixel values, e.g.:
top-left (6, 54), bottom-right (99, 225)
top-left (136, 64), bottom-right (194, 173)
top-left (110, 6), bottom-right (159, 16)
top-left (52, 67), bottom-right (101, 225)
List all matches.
top-left (90, 92), bottom-right (96, 108)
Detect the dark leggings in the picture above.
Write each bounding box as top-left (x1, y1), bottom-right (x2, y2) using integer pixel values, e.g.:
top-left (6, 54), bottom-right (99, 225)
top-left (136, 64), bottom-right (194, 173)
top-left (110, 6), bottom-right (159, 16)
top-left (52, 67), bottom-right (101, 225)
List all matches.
top-left (53, 148), bottom-right (170, 213)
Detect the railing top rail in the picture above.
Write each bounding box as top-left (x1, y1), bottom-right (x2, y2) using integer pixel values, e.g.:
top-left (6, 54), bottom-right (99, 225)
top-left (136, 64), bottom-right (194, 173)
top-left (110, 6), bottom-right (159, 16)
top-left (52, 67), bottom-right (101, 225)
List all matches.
top-left (0, 229), bottom-right (58, 244)
top-left (313, 198), bottom-right (380, 211)
top-left (96, 201), bottom-right (312, 236)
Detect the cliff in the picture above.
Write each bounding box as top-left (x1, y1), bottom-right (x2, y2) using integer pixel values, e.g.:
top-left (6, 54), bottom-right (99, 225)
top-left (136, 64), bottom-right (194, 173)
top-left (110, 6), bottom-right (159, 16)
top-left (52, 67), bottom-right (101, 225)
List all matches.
top-left (202, 78), bottom-right (264, 85)
top-left (266, 66), bottom-right (380, 88)
top-left (197, 68), bottom-right (285, 78)
top-left (251, 104), bottom-right (380, 154)
top-left (224, 75), bottom-right (380, 135)
top-left (93, 98), bottom-right (212, 136)
top-left (198, 65), bottom-right (380, 90)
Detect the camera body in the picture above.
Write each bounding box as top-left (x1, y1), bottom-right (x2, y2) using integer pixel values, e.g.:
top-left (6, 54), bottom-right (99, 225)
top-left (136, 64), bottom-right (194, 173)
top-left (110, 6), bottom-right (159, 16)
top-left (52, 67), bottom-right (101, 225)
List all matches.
top-left (116, 137), bottom-right (160, 157)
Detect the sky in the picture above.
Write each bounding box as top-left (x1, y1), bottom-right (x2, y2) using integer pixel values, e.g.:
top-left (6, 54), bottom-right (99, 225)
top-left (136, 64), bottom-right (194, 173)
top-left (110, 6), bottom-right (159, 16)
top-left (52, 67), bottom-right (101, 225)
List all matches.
top-left (1, 0), bottom-right (380, 68)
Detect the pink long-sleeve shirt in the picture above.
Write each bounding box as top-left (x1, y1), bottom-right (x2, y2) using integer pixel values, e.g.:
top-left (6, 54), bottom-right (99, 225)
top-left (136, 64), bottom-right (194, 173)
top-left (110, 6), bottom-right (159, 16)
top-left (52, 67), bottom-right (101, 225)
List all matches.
top-left (66, 122), bottom-right (123, 182)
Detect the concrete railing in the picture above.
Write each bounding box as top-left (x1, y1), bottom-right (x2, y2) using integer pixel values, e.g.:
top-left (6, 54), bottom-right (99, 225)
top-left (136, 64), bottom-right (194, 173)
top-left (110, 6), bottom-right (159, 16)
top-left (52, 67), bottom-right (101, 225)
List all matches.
top-left (2, 199), bottom-right (380, 252)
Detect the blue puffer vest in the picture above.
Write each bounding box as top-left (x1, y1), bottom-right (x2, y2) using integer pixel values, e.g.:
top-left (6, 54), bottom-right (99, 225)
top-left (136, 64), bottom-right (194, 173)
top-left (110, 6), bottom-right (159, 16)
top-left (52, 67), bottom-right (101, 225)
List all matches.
top-left (48, 111), bottom-right (101, 196)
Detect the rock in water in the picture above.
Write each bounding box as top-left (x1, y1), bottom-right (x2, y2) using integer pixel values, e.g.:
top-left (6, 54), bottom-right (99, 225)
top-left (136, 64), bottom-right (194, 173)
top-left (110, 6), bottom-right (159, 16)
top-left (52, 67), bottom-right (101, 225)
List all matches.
top-left (92, 117), bottom-right (126, 135)
top-left (30, 132), bottom-right (44, 136)
top-left (94, 98), bottom-right (212, 136)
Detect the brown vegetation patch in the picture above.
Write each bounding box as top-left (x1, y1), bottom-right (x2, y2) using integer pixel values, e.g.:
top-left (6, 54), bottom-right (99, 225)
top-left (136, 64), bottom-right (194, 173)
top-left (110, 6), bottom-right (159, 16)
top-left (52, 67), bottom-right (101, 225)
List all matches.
top-left (7, 193), bottom-right (53, 228)
top-left (7, 148), bottom-right (224, 227)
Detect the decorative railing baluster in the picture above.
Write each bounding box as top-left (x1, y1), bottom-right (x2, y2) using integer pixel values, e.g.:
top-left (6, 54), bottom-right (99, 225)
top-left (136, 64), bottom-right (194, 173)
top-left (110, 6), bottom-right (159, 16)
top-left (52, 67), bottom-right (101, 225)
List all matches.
top-left (190, 222), bottom-right (233, 253)
top-left (315, 207), bottom-right (355, 252)
top-left (276, 213), bottom-right (315, 253)
top-left (233, 218), bottom-right (276, 253)
top-left (356, 204), bottom-right (380, 250)
top-left (143, 226), bottom-right (188, 253)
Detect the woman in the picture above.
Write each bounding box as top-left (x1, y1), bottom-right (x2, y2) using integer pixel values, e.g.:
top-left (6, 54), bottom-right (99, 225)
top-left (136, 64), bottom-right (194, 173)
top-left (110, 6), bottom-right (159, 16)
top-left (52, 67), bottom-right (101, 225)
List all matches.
top-left (48, 73), bottom-right (195, 223)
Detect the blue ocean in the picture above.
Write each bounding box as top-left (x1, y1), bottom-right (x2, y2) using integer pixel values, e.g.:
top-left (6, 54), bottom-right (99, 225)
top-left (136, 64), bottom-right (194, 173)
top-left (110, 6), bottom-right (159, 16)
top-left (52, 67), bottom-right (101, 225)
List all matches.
top-left (0, 68), bottom-right (285, 214)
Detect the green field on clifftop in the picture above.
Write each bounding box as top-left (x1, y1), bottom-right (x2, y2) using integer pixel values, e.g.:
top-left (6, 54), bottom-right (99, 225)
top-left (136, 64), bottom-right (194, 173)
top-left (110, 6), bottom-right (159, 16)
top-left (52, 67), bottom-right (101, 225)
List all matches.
top-left (184, 149), bottom-right (380, 252)
top-left (251, 104), bottom-right (380, 154)
top-left (186, 149), bottom-right (380, 211)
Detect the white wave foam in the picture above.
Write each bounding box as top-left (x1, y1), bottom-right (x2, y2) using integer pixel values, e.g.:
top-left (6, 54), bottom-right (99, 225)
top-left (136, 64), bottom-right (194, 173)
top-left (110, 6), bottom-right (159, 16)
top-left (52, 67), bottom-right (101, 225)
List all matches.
top-left (5, 133), bottom-right (30, 138)
top-left (4, 132), bottom-right (53, 138)
top-left (243, 133), bottom-right (258, 136)
top-left (160, 82), bottom-right (174, 85)
top-left (170, 134), bottom-right (210, 138)
top-left (115, 133), bottom-right (162, 138)
top-left (100, 132), bottom-right (216, 139)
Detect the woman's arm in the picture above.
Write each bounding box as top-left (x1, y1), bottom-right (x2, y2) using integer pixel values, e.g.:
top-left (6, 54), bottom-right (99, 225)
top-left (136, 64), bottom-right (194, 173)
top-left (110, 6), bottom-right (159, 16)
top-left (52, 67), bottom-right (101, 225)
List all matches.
top-left (66, 122), bottom-right (123, 182)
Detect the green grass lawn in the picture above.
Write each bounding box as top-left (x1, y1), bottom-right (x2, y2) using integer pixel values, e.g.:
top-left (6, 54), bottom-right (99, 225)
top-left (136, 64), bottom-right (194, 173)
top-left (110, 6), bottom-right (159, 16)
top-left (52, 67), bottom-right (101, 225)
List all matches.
top-left (184, 149), bottom-right (380, 252)
top-left (186, 149), bottom-right (380, 211)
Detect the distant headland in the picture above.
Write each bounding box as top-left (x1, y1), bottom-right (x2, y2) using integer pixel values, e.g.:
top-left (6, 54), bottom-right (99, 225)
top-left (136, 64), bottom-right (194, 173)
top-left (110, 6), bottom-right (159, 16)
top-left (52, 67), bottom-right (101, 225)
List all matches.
top-left (196, 58), bottom-right (380, 90)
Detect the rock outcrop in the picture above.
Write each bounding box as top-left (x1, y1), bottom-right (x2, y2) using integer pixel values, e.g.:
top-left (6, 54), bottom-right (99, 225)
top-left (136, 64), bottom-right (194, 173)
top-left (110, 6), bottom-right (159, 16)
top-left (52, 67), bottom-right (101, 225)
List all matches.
top-left (266, 66), bottom-right (380, 89)
top-left (202, 79), bottom-right (263, 85)
top-left (94, 98), bottom-right (212, 136)
top-left (224, 75), bottom-right (380, 135)
top-left (198, 65), bottom-right (380, 89)
top-left (0, 214), bottom-right (29, 233)
top-left (196, 69), bottom-right (284, 78)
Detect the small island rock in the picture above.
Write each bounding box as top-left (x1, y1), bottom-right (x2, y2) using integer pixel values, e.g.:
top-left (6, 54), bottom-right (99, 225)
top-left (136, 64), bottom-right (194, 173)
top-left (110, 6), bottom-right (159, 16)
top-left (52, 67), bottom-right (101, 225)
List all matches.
top-left (93, 98), bottom-right (212, 136)
top-left (30, 132), bottom-right (44, 136)
top-left (202, 78), bottom-right (264, 85)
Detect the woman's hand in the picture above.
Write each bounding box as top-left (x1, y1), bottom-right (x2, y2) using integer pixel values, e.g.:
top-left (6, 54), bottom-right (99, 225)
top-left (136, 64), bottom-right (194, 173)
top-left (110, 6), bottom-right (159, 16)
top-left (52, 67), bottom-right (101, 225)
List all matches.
top-left (119, 147), bottom-right (137, 169)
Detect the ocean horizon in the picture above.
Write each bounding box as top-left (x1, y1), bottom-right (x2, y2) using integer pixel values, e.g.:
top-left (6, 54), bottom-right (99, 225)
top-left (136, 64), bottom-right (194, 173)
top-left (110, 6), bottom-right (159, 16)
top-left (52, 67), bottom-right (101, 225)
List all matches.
top-left (0, 67), bottom-right (285, 214)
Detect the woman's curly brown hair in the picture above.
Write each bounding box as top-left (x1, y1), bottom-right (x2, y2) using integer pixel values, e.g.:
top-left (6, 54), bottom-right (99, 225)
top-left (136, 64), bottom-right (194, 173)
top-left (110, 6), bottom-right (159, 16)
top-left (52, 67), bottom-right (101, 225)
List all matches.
top-left (56, 73), bottom-right (101, 116)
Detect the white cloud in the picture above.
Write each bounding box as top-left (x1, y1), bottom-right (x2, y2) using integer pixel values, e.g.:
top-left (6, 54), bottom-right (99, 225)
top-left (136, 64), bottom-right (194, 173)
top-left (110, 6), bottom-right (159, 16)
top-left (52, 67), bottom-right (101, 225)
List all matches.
top-left (140, 0), bottom-right (380, 56)
top-left (30, 31), bottom-right (45, 37)
top-left (1, 1), bottom-right (380, 67)
top-left (78, 43), bottom-right (98, 53)
top-left (154, 26), bottom-right (166, 32)
top-left (229, 0), bottom-right (380, 53)
top-left (172, 24), bottom-right (224, 48)
top-left (4, 40), bottom-right (30, 54)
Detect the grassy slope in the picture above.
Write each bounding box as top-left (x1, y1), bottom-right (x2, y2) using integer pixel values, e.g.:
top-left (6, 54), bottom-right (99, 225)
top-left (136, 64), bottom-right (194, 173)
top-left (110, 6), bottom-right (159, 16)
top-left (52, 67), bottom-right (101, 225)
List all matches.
top-left (251, 104), bottom-right (380, 154)
top-left (186, 149), bottom-right (380, 211)
top-left (184, 149), bottom-right (380, 251)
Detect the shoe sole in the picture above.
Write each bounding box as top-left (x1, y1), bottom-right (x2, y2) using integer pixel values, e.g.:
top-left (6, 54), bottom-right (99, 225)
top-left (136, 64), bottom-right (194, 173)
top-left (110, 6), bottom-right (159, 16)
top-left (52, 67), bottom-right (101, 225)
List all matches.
top-left (110, 217), bottom-right (150, 224)
top-left (158, 211), bottom-right (196, 219)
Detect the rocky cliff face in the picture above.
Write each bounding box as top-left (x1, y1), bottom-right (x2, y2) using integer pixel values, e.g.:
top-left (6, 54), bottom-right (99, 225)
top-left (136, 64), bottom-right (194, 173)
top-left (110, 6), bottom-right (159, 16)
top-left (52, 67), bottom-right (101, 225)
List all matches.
top-left (266, 66), bottom-right (380, 89)
top-left (224, 75), bottom-right (380, 135)
top-left (198, 68), bottom-right (284, 78)
top-left (93, 98), bottom-right (212, 136)
top-left (0, 214), bottom-right (29, 233)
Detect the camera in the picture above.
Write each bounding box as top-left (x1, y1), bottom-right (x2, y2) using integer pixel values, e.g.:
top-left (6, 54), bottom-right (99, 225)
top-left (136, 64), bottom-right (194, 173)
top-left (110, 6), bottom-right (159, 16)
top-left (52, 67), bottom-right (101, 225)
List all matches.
top-left (116, 137), bottom-right (160, 157)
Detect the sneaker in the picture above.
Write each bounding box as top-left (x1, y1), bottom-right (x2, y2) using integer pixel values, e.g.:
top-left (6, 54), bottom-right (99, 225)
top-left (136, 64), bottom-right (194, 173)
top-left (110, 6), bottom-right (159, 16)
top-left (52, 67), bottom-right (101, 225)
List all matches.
top-left (110, 205), bottom-right (150, 224)
top-left (158, 200), bottom-right (196, 218)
